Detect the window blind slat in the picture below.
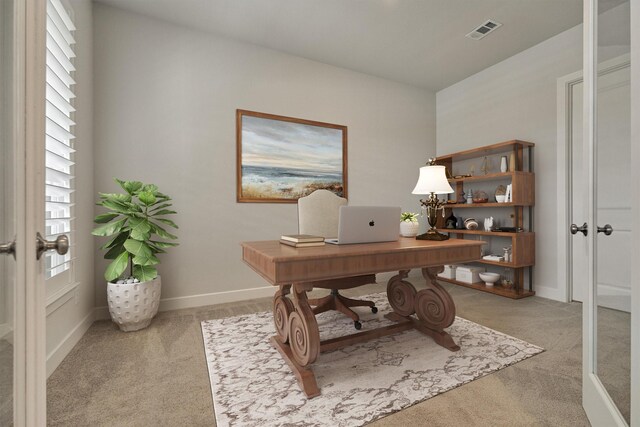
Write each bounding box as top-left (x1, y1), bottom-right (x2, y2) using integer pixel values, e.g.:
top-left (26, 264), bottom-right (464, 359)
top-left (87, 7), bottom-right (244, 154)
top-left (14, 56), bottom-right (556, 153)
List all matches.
top-left (46, 100), bottom-right (75, 130)
top-left (47, 1), bottom-right (75, 44)
top-left (46, 51), bottom-right (75, 87)
top-left (50, 0), bottom-right (76, 32)
top-left (46, 67), bottom-right (75, 101)
top-left (46, 83), bottom-right (75, 115)
top-left (46, 16), bottom-right (75, 59)
top-left (46, 117), bottom-right (75, 142)
top-left (46, 135), bottom-right (75, 159)
top-left (46, 37), bottom-right (75, 73)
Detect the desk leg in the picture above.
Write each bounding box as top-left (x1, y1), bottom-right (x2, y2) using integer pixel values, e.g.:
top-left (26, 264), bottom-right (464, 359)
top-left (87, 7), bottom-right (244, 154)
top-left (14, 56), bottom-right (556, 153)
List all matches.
top-left (270, 282), bottom-right (321, 398)
top-left (386, 267), bottom-right (459, 352)
top-left (273, 285), bottom-right (293, 343)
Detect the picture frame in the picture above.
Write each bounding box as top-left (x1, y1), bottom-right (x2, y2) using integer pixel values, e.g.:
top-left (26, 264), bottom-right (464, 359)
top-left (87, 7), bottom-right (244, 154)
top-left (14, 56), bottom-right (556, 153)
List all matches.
top-left (236, 109), bottom-right (348, 203)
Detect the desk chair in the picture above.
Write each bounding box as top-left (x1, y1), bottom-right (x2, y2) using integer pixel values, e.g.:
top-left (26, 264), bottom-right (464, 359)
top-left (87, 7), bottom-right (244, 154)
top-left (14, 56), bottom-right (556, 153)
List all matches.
top-left (298, 190), bottom-right (377, 329)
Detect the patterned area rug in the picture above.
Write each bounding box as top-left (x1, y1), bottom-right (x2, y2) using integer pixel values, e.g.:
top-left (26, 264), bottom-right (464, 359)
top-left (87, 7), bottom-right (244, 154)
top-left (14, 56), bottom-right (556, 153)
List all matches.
top-left (201, 293), bottom-right (543, 427)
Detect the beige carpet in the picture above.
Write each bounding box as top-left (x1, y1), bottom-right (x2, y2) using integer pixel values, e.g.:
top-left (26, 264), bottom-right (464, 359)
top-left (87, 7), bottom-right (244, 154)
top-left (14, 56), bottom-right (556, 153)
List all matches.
top-left (201, 293), bottom-right (543, 427)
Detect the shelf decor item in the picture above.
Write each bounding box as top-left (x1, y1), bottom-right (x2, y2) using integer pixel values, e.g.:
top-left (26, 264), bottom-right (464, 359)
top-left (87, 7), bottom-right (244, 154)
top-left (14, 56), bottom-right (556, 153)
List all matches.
top-left (399, 212), bottom-right (420, 237)
top-left (500, 156), bottom-right (508, 173)
top-left (411, 158), bottom-right (454, 241)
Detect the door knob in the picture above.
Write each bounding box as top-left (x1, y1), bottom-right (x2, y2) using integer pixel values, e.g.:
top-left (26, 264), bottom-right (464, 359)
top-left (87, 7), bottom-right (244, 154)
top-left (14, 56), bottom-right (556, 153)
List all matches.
top-left (597, 224), bottom-right (613, 236)
top-left (0, 238), bottom-right (16, 259)
top-left (36, 232), bottom-right (69, 260)
top-left (570, 222), bottom-right (588, 236)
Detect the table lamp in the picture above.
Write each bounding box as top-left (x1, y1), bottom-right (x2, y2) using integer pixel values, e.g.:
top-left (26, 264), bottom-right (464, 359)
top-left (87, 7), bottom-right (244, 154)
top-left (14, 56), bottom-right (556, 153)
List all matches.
top-left (412, 158), bottom-right (454, 240)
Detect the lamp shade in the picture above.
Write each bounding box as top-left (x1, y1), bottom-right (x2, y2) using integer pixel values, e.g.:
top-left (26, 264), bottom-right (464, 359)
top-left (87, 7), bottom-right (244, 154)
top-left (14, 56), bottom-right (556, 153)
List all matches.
top-left (411, 165), bottom-right (454, 195)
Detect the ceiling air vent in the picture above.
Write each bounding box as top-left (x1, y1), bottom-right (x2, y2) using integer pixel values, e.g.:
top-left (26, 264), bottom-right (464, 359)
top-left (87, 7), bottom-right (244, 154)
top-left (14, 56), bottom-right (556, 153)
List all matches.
top-left (465, 19), bottom-right (502, 40)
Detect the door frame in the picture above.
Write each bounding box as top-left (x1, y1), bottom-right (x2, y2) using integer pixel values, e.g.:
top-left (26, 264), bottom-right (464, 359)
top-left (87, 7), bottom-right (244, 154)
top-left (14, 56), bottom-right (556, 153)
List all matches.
top-left (630, 2), bottom-right (639, 425)
top-left (556, 53), bottom-right (630, 305)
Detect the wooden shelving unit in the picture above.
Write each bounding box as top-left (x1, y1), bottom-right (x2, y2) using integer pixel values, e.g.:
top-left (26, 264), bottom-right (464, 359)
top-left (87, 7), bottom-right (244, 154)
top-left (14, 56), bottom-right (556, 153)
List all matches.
top-left (435, 140), bottom-right (535, 299)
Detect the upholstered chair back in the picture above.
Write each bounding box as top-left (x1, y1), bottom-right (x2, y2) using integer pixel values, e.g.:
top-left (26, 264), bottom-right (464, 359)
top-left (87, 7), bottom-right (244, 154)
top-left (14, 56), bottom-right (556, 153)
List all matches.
top-left (297, 190), bottom-right (347, 239)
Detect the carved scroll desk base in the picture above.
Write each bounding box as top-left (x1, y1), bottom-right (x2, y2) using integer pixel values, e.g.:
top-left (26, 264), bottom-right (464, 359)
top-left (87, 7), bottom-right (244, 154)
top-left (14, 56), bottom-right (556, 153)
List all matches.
top-left (241, 239), bottom-right (483, 398)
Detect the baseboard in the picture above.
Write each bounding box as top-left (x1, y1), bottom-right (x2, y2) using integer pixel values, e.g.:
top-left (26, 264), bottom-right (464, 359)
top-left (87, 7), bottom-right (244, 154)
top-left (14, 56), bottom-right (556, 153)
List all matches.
top-left (94, 284), bottom-right (279, 320)
top-left (533, 285), bottom-right (568, 302)
top-left (47, 310), bottom-right (96, 378)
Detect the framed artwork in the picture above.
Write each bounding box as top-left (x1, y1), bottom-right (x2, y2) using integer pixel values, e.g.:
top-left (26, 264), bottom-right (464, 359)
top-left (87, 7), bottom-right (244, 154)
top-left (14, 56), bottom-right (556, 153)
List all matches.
top-left (236, 109), bottom-right (348, 203)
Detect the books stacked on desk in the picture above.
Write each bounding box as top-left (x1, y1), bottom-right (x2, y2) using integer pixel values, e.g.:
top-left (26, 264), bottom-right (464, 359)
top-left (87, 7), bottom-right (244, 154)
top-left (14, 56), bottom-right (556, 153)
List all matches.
top-left (280, 234), bottom-right (325, 248)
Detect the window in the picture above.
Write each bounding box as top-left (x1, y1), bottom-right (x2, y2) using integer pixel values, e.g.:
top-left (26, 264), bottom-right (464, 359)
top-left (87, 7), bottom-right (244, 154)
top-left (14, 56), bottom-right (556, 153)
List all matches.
top-left (45, 0), bottom-right (75, 280)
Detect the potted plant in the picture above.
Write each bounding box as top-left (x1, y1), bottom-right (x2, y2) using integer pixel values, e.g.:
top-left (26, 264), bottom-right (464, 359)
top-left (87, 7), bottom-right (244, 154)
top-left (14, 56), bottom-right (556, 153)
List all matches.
top-left (92, 179), bottom-right (178, 331)
top-left (400, 212), bottom-right (420, 237)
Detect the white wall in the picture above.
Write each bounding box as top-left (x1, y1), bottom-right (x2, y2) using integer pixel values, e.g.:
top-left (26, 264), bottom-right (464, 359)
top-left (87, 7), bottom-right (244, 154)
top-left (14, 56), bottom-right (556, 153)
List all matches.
top-left (45, 0), bottom-right (95, 376)
top-left (93, 4), bottom-right (436, 310)
top-left (436, 4), bottom-right (629, 301)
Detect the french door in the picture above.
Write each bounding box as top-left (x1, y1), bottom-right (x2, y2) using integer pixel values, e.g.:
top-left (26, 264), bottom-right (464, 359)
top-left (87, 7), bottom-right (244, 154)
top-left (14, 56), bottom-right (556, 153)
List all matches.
top-left (580, 0), bottom-right (638, 425)
top-left (1, 0), bottom-right (50, 424)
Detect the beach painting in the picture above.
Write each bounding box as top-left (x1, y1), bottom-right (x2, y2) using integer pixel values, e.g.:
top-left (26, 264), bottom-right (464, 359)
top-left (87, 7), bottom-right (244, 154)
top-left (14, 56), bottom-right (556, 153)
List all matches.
top-left (237, 110), bottom-right (347, 202)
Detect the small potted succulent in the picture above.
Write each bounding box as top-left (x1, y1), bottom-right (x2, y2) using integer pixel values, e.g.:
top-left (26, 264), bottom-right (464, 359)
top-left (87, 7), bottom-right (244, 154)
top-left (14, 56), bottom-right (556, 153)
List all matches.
top-left (400, 212), bottom-right (420, 237)
top-left (92, 179), bottom-right (178, 331)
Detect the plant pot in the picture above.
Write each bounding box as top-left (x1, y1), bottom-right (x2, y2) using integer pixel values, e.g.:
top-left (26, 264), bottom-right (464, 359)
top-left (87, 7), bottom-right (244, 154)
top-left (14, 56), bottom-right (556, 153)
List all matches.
top-left (400, 221), bottom-right (420, 237)
top-left (107, 275), bottom-right (161, 332)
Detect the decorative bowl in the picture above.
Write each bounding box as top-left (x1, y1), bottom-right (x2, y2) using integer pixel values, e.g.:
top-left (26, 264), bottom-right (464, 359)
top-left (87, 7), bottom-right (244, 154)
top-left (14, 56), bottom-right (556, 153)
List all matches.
top-left (495, 195), bottom-right (506, 203)
top-left (479, 272), bottom-right (501, 287)
top-left (472, 198), bottom-right (489, 203)
top-left (464, 218), bottom-right (478, 230)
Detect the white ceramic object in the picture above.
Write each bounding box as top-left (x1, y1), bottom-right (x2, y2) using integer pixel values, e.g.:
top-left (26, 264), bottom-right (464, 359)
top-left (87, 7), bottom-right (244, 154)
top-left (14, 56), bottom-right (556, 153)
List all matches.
top-left (400, 221), bottom-right (420, 237)
top-left (495, 195), bottom-right (506, 203)
top-left (107, 276), bottom-right (161, 332)
top-left (479, 272), bottom-right (501, 287)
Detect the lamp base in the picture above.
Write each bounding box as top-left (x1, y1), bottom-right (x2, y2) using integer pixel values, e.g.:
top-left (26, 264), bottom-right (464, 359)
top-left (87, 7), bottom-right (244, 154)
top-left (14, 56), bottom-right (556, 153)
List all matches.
top-left (416, 228), bottom-right (449, 241)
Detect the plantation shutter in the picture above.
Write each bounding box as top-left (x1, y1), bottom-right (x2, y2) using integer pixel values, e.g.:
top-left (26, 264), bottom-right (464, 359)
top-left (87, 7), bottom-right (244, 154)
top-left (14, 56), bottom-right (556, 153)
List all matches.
top-left (45, 0), bottom-right (76, 279)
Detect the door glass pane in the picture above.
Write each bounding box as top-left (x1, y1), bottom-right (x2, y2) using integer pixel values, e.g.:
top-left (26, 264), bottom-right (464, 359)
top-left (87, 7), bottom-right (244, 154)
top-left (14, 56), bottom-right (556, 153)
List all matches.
top-left (596, 0), bottom-right (631, 423)
top-left (0, 0), bottom-right (16, 423)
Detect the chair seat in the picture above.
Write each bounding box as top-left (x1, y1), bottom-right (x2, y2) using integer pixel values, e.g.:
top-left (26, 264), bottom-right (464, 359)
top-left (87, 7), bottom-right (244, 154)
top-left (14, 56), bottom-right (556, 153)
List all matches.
top-left (309, 274), bottom-right (376, 290)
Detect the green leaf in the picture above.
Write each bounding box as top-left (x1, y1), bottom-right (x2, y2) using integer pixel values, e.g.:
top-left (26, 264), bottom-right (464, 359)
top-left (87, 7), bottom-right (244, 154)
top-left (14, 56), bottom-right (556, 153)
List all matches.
top-left (116, 179), bottom-right (144, 196)
top-left (132, 253), bottom-right (160, 266)
top-left (150, 241), bottom-right (179, 248)
top-left (147, 243), bottom-right (166, 254)
top-left (100, 199), bottom-right (131, 214)
top-left (100, 232), bottom-right (129, 250)
top-left (92, 218), bottom-right (127, 237)
top-left (138, 191), bottom-right (156, 206)
top-left (151, 209), bottom-right (177, 216)
top-left (150, 222), bottom-right (178, 240)
top-left (156, 218), bottom-right (179, 229)
top-left (104, 244), bottom-right (126, 260)
top-left (124, 239), bottom-right (152, 258)
top-left (142, 184), bottom-right (159, 194)
top-left (129, 217), bottom-right (151, 241)
top-left (105, 251), bottom-right (129, 282)
top-left (133, 265), bottom-right (157, 282)
top-left (99, 192), bottom-right (132, 203)
top-left (150, 202), bottom-right (173, 211)
top-left (94, 212), bottom-right (120, 224)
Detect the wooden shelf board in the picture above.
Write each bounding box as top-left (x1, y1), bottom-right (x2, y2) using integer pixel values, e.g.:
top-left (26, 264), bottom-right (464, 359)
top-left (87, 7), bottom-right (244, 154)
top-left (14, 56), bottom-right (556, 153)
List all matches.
top-left (471, 259), bottom-right (533, 268)
top-left (442, 202), bottom-right (533, 208)
top-left (437, 277), bottom-right (535, 299)
top-left (447, 171), bottom-right (533, 184)
top-left (436, 140), bottom-right (535, 162)
top-left (437, 229), bottom-right (534, 237)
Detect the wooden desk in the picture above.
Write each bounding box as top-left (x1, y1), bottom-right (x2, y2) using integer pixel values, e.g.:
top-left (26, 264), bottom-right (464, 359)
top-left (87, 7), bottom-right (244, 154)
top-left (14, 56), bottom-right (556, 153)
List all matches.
top-left (241, 238), bottom-right (483, 398)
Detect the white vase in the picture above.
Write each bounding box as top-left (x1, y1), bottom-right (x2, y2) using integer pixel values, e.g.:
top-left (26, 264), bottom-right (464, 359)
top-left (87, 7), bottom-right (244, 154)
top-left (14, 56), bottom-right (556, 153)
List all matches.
top-left (500, 156), bottom-right (508, 173)
top-left (400, 221), bottom-right (420, 237)
top-left (107, 275), bottom-right (161, 332)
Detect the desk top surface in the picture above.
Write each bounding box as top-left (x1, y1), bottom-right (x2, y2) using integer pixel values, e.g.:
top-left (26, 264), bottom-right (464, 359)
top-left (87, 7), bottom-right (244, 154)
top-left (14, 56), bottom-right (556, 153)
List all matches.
top-left (241, 237), bottom-right (485, 262)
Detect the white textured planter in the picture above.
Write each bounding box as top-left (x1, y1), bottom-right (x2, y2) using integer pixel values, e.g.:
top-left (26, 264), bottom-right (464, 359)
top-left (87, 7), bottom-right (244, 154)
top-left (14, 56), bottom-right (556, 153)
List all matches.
top-left (107, 276), bottom-right (161, 332)
top-left (400, 221), bottom-right (420, 237)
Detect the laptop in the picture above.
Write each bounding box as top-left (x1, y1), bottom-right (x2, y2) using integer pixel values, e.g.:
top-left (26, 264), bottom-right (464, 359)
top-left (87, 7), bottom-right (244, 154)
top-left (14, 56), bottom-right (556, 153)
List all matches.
top-left (325, 206), bottom-right (401, 245)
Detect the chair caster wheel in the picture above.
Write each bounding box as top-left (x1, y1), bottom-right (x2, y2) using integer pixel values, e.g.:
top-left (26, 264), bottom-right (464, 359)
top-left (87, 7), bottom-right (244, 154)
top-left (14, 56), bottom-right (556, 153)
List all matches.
top-left (371, 306), bottom-right (378, 314)
top-left (354, 321), bottom-right (362, 330)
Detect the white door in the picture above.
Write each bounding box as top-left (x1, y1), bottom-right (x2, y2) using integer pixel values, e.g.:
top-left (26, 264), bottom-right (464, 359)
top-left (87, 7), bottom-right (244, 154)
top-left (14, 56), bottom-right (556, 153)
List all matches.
top-left (1, 0), bottom-right (54, 424)
top-left (570, 58), bottom-right (631, 312)
top-left (579, 0), bottom-right (637, 425)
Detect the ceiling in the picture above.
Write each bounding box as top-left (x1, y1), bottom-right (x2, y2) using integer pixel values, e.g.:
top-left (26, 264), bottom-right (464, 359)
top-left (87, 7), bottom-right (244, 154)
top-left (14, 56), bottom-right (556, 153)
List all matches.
top-left (96, 0), bottom-right (623, 91)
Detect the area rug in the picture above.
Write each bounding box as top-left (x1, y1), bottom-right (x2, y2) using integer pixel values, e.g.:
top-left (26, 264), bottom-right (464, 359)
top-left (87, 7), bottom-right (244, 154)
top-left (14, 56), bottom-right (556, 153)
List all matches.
top-left (201, 293), bottom-right (543, 427)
